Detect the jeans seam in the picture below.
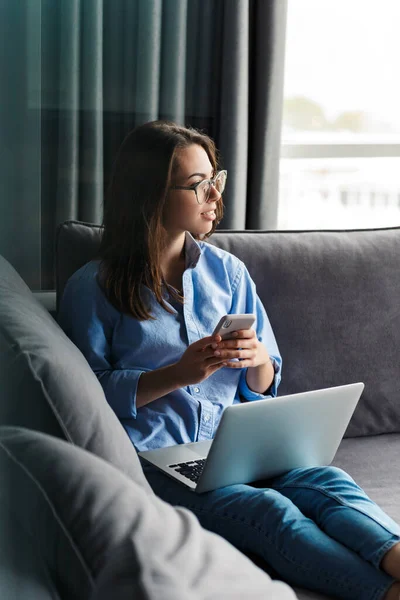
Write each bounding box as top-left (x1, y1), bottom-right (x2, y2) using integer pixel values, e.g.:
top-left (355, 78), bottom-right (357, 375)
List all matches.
top-left (273, 481), bottom-right (399, 537)
top-left (182, 502), bottom-right (386, 598)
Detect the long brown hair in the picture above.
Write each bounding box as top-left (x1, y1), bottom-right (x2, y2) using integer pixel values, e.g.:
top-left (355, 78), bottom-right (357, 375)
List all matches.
top-left (97, 120), bottom-right (224, 320)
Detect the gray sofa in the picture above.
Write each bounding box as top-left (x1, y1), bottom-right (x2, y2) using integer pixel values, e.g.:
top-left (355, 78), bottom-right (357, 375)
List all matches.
top-left (1, 220), bottom-right (400, 599)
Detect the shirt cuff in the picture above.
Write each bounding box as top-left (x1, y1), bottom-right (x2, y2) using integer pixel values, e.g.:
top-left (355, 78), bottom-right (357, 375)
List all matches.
top-left (98, 368), bottom-right (146, 419)
top-left (238, 357), bottom-right (281, 401)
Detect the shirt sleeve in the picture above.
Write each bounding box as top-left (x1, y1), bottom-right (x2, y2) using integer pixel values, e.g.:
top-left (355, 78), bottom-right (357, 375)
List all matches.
top-left (57, 266), bottom-right (143, 419)
top-left (229, 261), bottom-right (282, 400)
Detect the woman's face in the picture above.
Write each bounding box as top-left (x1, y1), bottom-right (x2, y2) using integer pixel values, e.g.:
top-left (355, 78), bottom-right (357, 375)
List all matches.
top-left (163, 144), bottom-right (221, 237)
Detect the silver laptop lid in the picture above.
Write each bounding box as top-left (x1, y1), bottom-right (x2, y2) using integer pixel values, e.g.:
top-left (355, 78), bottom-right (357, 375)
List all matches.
top-left (195, 382), bottom-right (364, 493)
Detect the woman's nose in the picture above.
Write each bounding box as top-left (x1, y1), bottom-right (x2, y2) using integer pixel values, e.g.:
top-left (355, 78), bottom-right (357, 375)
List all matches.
top-left (208, 182), bottom-right (221, 201)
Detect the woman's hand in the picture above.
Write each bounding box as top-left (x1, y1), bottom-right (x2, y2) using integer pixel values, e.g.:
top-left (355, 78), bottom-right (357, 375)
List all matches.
top-left (211, 328), bottom-right (270, 369)
top-left (138, 330), bottom-right (274, 408)
top-left (173, 335), bottom-right (228, 386)
top-left (211, 328), bottom-right (275, 394)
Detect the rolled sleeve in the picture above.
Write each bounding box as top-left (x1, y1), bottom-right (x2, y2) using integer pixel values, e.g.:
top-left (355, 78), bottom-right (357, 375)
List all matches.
top-left (238, 356), bottom-right (282, 401)
top-left (96, 368), bottom-right (144, 419)
top-left (58, 266), bottom-right (141, 419)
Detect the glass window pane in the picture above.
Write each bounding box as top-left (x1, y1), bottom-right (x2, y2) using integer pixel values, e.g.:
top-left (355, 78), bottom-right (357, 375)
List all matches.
top-left (280, 0), bottom-right (400, 229)
top-left (283, 0), bottom-right (400, 139)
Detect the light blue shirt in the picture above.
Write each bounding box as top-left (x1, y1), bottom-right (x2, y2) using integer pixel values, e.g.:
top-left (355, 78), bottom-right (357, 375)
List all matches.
top-left (58, 232), bottom-right (282, 452)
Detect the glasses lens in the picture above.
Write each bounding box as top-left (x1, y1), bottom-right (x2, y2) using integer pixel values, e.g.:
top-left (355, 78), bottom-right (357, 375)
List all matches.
top-left (215, 171), bottom-right (227, 194)
top-left (197, 179), bottom-right (211, 205)
top-left (196, 172), bottom-right (227, 204)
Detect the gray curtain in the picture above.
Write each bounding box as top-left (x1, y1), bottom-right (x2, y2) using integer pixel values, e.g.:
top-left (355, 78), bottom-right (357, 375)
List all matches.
top-left (0, 1), bottom-right (42, 289)
top-left (218, 1), bottom-right (288, 230)
top-left (0, 0), bottom-right (287, 290)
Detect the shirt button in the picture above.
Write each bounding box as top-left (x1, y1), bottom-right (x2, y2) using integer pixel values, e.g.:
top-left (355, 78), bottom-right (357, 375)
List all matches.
top-left (204, 414), bottom-right (210, 422)
top-left (194, 387), bottom-right (200, 393)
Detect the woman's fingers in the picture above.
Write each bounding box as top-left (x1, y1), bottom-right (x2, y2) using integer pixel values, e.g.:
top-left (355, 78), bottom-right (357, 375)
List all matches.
top-left (217, 339), bottom-right (254, 350)
top-left (215, 332), bottom-right (257, 350)
top-left (194, 335), bottom-right (216, 349)
top-left (223, 360), bottom-right (252, 368)
top-left (201, 347), bottom-right (222, 360)
top-left (204, 356), bottom-right (228, 367)
top-left (214, 349), bottom-right (255, 360)
top-left (230, 329), bottom-right (256, 339)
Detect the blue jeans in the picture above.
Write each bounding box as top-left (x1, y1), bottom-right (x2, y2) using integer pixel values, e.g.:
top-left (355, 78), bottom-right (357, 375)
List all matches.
top-left (144, 465), bottom-right (400, 600)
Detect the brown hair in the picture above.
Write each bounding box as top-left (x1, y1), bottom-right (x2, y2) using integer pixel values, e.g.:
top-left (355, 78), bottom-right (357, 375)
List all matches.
top-left (97, 120), bottom-right (224, 320)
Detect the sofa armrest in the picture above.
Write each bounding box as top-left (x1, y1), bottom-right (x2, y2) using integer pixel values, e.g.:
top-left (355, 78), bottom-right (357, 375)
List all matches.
top-left (0, 426), bottom-right (296, 600)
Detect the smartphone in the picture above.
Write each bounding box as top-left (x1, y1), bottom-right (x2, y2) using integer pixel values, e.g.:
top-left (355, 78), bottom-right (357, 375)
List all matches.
top-left (212, 314), bottom-right (256, 340)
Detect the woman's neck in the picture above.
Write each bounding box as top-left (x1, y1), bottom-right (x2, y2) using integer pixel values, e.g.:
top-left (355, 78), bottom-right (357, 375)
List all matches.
top-left (160, 232), bottom-right (186, 272)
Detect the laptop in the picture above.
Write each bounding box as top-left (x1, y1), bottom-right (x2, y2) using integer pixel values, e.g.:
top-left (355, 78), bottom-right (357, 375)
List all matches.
top-left (138, 382), bottom-right (364, 494)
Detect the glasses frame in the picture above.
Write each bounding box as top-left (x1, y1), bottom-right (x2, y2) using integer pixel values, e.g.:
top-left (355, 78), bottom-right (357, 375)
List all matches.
top-left (170, 170), bottom-right (227, 205)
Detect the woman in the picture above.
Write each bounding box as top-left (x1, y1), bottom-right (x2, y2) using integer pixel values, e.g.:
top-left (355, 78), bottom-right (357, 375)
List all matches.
top-left (58, 120), bottom-right (400, 600)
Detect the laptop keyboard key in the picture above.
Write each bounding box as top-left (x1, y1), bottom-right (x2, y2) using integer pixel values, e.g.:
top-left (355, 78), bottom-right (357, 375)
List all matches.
top-left (168, 458), bottom-right (207, 483)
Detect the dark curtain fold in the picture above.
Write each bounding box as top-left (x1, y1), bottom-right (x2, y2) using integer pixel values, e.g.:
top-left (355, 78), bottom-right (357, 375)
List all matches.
top-left (0, 0), bottom-right (287, 290)
top-left (41, 0), bottom-right (105, 287)
top-left (247, 0), bottom-right (288, 230)
top-left (218, 0), bottom-right (250, 229)
top-left (0, 1), bottom-right (42, 289)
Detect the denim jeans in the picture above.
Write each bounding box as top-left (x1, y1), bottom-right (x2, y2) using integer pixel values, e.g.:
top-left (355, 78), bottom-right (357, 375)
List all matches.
top-left (144, 465), bottom-right (400, 600)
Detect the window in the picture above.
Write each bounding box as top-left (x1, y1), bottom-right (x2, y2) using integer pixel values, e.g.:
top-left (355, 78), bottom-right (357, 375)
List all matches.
top-left (279, 0), bottom-right (400, 229)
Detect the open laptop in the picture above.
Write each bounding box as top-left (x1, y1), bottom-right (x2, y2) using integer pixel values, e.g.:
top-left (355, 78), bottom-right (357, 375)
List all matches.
top-left (138, 382), bottom-right (364, 494)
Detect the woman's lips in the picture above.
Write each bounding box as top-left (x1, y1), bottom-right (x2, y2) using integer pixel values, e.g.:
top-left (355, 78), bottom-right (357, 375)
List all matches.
top-left (201, 210), bottom-right (216, 221)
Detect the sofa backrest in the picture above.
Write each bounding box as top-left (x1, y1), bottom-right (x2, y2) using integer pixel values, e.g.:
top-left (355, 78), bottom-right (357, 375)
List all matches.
top-left (56, 221), bottom-right (400, 438)
top-left (0, 252), bottom-right (153, 493)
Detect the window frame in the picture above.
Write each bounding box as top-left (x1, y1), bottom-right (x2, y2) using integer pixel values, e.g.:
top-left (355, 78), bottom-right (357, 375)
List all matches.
top-left (281, 140), bottom-right (400, 160)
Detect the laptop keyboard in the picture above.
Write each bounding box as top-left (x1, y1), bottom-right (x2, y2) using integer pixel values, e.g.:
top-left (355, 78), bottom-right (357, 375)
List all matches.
top-left (168, 458), bottom-right (207, 483)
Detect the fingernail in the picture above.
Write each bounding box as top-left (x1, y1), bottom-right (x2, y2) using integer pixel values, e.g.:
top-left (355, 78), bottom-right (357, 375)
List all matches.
top-left (214, 350), bottom-right (221, 356)
top-left (232, 332), bottom-right (238, 337)
top-left (211, 343), bottom-right (218, 349)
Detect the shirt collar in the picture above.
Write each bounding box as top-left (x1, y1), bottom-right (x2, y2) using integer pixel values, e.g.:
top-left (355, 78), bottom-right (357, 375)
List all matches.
top-left (185, 231), bottom-right (202, 268)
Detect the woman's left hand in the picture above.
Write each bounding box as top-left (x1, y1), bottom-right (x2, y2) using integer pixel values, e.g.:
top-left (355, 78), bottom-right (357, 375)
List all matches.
top-left (210, 328), bottom-right (270, 368)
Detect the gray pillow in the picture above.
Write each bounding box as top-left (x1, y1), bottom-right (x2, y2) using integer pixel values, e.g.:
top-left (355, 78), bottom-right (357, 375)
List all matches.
top-left (0, 254), bottom-right (152, 492)
top-left (0, 426), bottom-right (296, 600)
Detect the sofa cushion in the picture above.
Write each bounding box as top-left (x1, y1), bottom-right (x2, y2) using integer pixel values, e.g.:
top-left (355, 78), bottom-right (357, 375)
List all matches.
top-left (56, 222), bottom-right (400, 437)
top-left (211, 228), bottom-right (400, 438)
top-left (292, 431), bottom-right (400, 600)
top-left (0, 254), bottom-right (152, 492)
top-left (0, 426), bottom-right (295, 600)
top-left (332, 432), bottom-right (400, 524)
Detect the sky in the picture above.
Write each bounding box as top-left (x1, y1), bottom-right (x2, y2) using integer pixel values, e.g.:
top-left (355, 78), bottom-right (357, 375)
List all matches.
top-left (284, 0), bottom-right (400, 129)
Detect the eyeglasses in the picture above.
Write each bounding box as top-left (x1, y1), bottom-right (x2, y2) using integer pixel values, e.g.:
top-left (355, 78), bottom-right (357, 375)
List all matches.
top-left (170, 170), bottom-right (227, 205)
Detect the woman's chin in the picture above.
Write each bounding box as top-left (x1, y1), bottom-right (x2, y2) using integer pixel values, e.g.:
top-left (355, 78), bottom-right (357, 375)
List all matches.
top-left (199, 220), bottom-right (214, 234)
top-left (194, 227), bottom-right (213, 239)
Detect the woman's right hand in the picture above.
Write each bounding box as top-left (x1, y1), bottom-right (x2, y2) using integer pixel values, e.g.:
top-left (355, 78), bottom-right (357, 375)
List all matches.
top-left (173, 335), bottom-right (227, 386)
